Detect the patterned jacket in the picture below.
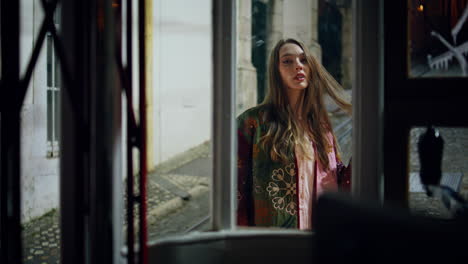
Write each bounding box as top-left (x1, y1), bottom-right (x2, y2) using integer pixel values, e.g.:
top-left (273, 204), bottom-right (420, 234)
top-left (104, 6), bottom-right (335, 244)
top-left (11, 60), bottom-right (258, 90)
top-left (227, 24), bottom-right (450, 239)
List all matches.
top-left (237, 104), bottom-right (346, 228)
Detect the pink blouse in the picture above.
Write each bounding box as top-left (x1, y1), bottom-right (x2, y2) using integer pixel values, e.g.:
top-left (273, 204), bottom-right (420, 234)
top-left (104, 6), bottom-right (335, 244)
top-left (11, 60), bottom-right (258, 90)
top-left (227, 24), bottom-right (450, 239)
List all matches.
top-left (296, 132), bottom-right (339, 230)
top-left (295, 138), bottom-right (315, 230)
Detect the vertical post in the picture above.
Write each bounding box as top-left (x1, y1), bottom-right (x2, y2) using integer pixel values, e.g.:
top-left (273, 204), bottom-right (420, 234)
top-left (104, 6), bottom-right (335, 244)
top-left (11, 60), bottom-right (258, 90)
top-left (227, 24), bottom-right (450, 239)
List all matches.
top-left (125, 0), bottom-right (135, 262)
top-left (62, 0), bottom-right (122, 263)
top-left (138, 0), bottom-right (148, 261)
top-left (352, 0), bottom-right (384, 201)
top-left (89, 0), bottom-right (121, 263)
top-left (0, 1), bottom-right (22, 263)
top-left (212, 0), bottom-right (237, 230)
top-left (60, 1), bottom-right (88, 263)
top-left (145, 0), bottom-right (155, 172)
top-left (0, 113), bottom-right (22, 264)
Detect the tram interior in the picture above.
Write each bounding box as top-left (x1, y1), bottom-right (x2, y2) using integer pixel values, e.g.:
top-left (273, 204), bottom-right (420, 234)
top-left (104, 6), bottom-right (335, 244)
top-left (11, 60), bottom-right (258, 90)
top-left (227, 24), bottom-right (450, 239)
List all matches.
top-left (2, 1), bottom-right (468, 264)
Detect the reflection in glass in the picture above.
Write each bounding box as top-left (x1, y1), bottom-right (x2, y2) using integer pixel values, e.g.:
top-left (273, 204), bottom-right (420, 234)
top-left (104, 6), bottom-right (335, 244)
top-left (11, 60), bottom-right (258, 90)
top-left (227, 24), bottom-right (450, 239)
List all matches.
top-left (409, 127), bottom-right (468, 218)
top-left (408, 0), bottom-right (468, 78)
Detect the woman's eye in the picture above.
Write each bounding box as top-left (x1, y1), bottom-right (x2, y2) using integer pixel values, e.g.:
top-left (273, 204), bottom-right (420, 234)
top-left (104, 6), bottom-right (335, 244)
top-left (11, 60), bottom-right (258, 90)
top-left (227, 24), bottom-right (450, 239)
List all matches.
top-left (300, 58), bottom-right (307, 63)
top-left (282, 59), bottom-right (292, 64)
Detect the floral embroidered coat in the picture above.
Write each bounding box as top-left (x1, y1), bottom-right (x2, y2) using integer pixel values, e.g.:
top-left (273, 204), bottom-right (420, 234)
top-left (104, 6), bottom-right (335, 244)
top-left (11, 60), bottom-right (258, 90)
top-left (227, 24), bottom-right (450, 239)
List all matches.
top-left (237, 104), bottom-right (345, 228)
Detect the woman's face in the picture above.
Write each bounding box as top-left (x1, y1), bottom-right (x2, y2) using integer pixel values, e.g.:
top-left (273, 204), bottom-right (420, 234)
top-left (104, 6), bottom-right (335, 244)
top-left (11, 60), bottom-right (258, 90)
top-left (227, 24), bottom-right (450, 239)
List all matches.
top-left (278, 43), bottom-right (310, 91)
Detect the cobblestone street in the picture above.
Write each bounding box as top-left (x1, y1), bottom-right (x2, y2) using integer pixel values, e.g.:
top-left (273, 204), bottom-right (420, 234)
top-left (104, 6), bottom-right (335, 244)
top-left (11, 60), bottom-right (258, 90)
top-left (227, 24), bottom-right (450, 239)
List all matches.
top-left (21, 210), bottom-right (61, 264)
top-left (21, 144), bottom-right (212, 264)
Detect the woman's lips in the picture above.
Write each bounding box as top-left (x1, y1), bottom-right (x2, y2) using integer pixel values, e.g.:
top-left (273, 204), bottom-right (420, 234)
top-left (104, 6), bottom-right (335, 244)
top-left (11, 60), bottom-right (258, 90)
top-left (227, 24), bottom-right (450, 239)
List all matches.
top-left (295, 73), bottom-right (305, 81)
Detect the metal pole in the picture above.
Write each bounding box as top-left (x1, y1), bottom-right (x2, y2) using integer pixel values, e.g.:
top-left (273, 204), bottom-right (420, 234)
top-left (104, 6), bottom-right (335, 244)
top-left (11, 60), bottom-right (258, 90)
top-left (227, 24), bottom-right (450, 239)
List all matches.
top-left (60, 0), bottom-right (89, 263)
top-left (125, 0), bottom-right (136, 262)
top-left (89, 0), bottom-right (121, 263)
top-left (138, 0), bottom-right (148, 261)
top-left (0, 0), bottom-right (22, 263)
top-left (212, 0), bottom-right (237, 230)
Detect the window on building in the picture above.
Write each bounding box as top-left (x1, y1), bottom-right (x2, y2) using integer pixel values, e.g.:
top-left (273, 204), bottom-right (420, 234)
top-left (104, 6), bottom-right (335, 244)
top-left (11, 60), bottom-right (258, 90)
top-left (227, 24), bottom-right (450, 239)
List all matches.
top-left (46, 7), bottom-right (60, 158)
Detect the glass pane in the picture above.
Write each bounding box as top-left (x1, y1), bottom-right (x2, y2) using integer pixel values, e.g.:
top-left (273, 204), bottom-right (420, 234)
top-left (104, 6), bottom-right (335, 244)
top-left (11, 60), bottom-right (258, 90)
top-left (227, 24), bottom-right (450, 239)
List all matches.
top-left (409, 127), bottom-right (468, 219)
top-left (146, 0), bottom-right (212, 240)
top-left (236, 0), bottom-right (353, 230)
top-left (408, 0), bottom-right (468, 78)
top-left (21, 1), bottom-right (61, 263)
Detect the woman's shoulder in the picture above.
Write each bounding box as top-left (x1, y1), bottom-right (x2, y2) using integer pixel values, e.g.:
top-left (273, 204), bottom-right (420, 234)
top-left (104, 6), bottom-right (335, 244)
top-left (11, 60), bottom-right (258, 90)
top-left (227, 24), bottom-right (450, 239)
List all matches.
top-left (236, 104), bottom-right (269, 121)
top-left (237, 104), bottom-right (272, 133)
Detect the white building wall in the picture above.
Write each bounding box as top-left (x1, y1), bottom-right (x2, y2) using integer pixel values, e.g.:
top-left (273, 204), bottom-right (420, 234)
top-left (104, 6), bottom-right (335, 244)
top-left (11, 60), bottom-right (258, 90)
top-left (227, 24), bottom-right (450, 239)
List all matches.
top-left (152, 0), bottom-right (212, 165)
top-left (19, 0), bottom-right (213, 222)
top-left (20, 0), bottom-right (60, 223)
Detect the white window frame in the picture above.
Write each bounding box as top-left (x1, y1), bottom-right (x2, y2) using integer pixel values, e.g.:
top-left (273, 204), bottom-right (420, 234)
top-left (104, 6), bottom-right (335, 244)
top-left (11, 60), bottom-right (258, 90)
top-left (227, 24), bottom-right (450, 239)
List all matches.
top-left (211, 0), bottom-right (237, 230)
top-left (210, 0), bottom-right (384, 232)
top-left (149, 0), bottom-right (384, 244)
top-left (46, 8), bottom-right (61, 158)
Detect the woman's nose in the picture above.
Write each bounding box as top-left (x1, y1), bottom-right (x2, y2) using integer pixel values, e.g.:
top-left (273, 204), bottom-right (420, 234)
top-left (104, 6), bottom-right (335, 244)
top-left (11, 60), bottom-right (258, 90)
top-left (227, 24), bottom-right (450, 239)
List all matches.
top-left (295, 62), bottom-right (303, 70)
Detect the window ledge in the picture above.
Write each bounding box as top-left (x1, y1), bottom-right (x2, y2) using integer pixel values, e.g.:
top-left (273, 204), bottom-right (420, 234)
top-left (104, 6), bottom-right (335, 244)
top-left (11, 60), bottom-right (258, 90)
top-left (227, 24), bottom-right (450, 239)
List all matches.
top-left (147, 228), bottom-right (314, 247)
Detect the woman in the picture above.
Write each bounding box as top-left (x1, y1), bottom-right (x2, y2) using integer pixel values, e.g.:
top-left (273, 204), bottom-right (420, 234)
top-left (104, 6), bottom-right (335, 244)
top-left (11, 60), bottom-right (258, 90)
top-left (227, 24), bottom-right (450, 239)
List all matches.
top-left (237, 38), bottom-right (351, 230)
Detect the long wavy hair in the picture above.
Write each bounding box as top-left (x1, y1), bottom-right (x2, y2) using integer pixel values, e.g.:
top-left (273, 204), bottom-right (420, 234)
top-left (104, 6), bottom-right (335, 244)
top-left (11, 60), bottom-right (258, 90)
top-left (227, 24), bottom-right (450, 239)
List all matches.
top-left (259, 38), bottom-right (351, 169)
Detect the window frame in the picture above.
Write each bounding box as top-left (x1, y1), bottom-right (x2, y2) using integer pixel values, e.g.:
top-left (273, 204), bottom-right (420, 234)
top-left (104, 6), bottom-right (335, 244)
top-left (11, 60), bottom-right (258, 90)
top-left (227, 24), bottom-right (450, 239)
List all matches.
top-left (152, 0), bottom-right (385, 237)
top-left (46, 8), bottom-right (61, 158)
top-left (193, 0), bottom-right (384, 235)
